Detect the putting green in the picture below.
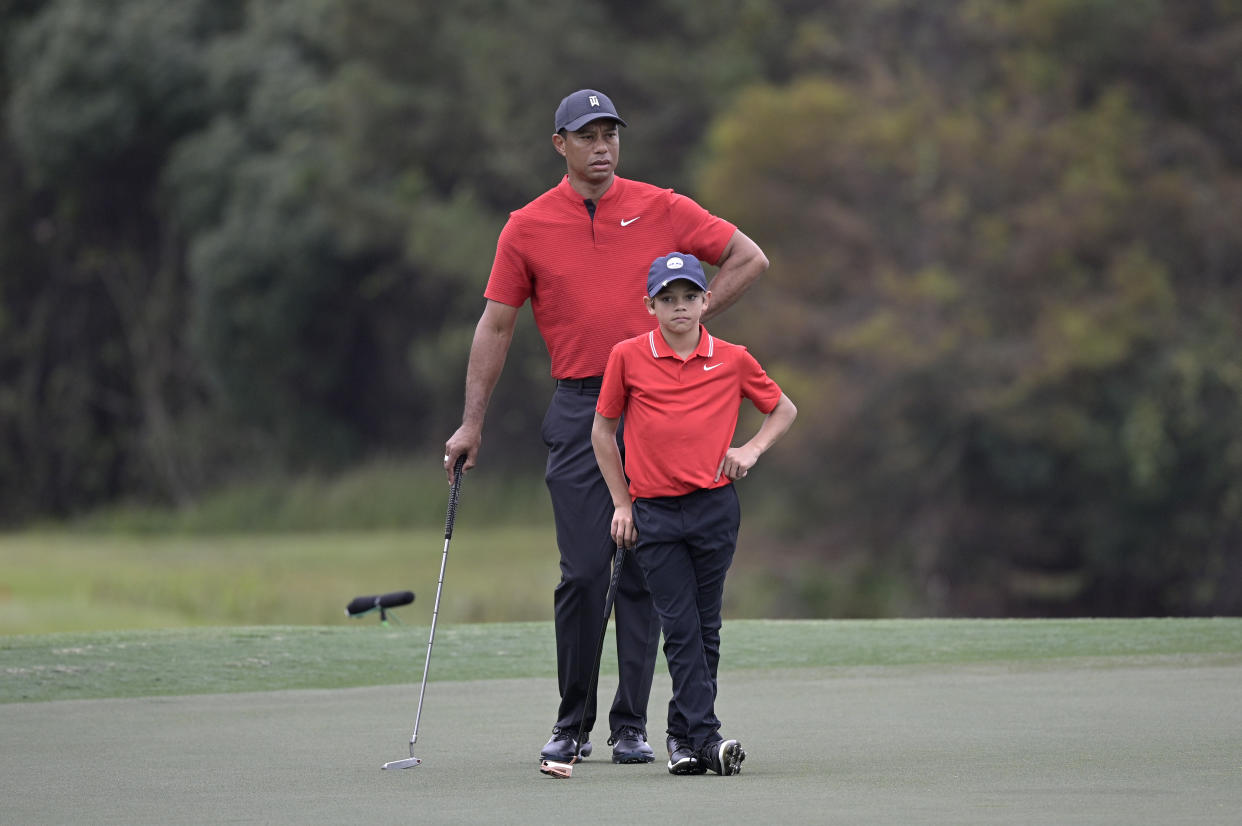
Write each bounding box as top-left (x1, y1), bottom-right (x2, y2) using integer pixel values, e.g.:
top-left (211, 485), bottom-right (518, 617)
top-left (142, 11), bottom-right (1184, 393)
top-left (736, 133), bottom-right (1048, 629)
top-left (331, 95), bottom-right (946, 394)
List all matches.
top-left (3, 658), bottom-right (1240, 824)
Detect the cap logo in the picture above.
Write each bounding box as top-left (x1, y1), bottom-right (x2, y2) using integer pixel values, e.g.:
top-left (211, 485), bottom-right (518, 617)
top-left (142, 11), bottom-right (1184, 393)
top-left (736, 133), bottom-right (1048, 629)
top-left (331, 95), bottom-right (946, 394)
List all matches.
top-left (589, 95), bottom-right (600, 107)
top-left (666, 257), bottom-right (684, 270)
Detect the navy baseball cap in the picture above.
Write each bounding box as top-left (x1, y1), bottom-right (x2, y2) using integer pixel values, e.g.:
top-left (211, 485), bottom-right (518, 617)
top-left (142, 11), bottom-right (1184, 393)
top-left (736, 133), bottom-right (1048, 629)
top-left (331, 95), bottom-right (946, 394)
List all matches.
top-left (554, 89), bottom-right (627, 132)
top-left (647, 253), bottom-right (709, 297)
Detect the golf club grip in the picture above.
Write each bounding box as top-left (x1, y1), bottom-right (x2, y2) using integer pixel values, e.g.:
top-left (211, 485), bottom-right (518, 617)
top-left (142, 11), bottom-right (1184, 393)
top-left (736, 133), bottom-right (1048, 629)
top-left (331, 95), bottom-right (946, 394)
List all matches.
top-left (604, 544), bottom-right (627, 619)
top-left (445, 456), bottom-right (466, 538)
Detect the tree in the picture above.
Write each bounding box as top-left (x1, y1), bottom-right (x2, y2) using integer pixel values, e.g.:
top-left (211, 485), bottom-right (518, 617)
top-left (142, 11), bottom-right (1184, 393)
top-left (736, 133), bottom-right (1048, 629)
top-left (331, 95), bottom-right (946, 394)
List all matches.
top-left (3, 0), bottom-right (245, 514)
top-left (698, 1), bottom-right (1242, 615)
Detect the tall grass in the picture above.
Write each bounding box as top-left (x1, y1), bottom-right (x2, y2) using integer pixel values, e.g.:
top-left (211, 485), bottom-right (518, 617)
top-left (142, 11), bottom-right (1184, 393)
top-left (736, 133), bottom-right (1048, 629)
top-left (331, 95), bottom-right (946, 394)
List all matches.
top-left (1, 455), bottom-right (898, 633)
top-left (68, 455), bottom-right (553, 534)
top-left (0, 527), bottom-right (566, 633)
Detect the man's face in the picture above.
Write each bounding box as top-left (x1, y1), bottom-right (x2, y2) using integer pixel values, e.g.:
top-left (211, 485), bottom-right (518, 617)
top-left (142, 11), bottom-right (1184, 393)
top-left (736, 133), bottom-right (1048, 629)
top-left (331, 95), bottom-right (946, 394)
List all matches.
top-left (554, 119), bottom-right (621, 185)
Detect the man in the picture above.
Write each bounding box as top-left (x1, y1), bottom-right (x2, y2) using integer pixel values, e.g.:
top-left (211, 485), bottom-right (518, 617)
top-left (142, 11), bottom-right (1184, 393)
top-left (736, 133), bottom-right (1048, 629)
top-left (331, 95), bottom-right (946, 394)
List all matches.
top-left (443, 89), bottom-right (768, 765)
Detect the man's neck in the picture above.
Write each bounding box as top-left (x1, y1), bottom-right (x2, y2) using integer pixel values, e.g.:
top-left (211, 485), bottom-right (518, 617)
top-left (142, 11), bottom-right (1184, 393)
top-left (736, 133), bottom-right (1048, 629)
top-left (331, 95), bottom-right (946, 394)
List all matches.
top-left (568, 172), bottom-right (615, 202)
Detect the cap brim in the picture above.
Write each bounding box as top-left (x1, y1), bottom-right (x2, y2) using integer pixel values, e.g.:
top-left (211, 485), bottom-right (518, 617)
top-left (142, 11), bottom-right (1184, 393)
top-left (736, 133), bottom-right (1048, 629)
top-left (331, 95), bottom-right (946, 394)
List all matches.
top-left (649, 275), bottom-right (709, 297)
top-left (560, 113), bottom-right (627, 132)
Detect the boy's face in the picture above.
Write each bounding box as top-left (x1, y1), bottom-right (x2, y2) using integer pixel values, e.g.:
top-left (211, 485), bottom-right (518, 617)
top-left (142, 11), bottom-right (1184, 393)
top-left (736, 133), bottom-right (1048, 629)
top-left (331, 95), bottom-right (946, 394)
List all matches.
top-left (645, 280), bottom-right (710, 334)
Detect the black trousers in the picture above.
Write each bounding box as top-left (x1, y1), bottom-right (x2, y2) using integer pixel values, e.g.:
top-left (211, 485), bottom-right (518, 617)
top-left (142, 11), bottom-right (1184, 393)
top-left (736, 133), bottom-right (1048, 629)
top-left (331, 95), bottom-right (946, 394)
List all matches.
top-left (542, 381), bottom-right (660, 737)
top-left (632, 485), bottom-right (740, 749)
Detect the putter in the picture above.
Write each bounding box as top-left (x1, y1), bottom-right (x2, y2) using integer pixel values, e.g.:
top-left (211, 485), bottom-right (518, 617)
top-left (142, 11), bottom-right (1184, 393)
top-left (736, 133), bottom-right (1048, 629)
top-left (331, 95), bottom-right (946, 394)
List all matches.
top-left (540, 542), bottom-right (628, 779)
top-left (382, 455), bottom-right (466, 770)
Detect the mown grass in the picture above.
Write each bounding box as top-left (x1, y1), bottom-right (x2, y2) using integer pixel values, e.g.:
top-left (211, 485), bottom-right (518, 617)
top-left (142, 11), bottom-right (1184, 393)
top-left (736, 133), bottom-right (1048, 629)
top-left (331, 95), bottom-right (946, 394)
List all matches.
top-left (3, 618), bottom-right (1239, 704)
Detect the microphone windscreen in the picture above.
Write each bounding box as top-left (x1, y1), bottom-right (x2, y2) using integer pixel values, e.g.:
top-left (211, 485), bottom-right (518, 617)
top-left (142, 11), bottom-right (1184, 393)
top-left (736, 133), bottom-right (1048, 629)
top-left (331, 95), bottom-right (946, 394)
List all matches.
top-left (377, 590), bottom-right (415, 609)
top-left (346, 590), bottom-right (415, 616)
top-left (346, 595), bottom-right (378, 615)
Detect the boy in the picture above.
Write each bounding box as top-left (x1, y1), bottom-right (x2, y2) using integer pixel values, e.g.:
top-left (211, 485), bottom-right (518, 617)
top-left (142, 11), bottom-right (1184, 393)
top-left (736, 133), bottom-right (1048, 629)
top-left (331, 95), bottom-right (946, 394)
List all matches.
top-left (591, 252), bottom-right (797, 776)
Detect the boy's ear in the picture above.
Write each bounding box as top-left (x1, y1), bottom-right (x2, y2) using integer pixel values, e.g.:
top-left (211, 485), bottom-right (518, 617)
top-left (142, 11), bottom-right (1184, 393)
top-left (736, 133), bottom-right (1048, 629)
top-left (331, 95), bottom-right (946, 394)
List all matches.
top-left (644, 295), bottom-right (657, 315)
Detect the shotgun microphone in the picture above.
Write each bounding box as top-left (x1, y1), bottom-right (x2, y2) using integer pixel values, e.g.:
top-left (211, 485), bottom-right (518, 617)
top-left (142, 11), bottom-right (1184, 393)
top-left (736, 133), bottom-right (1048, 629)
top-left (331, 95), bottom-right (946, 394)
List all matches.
top-left (346, 590), bottom-right (415, 617)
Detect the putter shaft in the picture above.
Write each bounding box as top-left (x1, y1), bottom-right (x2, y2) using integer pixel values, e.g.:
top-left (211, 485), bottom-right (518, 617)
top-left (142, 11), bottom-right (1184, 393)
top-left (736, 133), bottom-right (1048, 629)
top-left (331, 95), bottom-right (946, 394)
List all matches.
top-left (380, 457), bottom-right (465, 771)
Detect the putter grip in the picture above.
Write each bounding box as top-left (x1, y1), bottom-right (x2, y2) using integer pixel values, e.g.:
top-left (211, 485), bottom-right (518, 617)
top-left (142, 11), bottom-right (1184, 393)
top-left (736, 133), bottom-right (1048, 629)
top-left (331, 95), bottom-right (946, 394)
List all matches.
top-left (607, 544), bottom-right (627, 613)
top-left (445, 456), bottom-right (466, 539)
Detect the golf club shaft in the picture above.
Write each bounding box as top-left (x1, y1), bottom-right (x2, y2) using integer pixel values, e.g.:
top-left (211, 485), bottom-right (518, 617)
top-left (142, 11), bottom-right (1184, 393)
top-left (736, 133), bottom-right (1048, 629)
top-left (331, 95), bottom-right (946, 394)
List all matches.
top-left (573, 543), bottom-right (627, 757)
top-left (409, 456), bottom-right (465, 748)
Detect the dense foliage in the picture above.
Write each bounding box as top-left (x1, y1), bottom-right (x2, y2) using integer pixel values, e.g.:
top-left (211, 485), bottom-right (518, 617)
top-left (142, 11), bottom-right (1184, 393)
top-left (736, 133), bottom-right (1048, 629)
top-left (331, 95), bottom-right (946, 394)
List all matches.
top-left (3, 0), bottom-right (1240, 616)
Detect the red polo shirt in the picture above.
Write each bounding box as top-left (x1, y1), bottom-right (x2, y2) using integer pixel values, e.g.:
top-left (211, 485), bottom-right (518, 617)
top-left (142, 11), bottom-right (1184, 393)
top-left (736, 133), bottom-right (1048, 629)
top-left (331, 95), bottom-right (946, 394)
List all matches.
top-left (485, 176), bottom-right (737, 379)
top-left (597, 326), bottom-right (784, 499)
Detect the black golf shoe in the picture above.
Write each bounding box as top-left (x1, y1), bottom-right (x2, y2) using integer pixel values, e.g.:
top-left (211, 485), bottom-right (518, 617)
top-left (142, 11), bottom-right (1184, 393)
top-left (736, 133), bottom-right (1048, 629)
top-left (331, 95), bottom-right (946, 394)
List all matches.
top-left (608, 726), bottom-right (655, 764)
top-left (698, 738), bottom-right (745, 776)
top-left (539, 728), bottom-right (591, 762)
top-left (666, 734), bottom-right (706, 775)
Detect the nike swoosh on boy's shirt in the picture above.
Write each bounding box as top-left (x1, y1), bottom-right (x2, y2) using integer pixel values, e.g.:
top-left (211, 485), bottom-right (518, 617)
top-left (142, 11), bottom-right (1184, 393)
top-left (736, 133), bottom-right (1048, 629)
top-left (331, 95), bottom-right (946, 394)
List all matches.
top-left (620, 217), bottom-right (640, 226)
top-left (703, 363), bottom-right (724, 371)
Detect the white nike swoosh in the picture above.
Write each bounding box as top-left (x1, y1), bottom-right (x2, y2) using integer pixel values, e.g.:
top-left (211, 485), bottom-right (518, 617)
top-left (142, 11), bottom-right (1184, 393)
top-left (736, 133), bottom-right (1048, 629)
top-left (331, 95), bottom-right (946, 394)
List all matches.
top-left (704, 363), bottom-right (724, 371)
top-left (620, 217), bottom-right (640, 226)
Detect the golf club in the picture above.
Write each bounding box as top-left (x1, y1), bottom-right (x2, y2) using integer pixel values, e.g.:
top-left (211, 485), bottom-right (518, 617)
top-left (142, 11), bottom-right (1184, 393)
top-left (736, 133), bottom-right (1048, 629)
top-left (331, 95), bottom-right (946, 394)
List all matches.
top-left (381, 455), bottom-right (466, 770)
top-left (540, 541), bottom-right (628, 779)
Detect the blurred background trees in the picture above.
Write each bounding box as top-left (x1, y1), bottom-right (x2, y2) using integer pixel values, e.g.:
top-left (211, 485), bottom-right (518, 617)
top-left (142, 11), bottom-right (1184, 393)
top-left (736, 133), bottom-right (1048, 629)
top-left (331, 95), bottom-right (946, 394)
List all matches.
top-left (2, 0), bottom-right (1240, 616)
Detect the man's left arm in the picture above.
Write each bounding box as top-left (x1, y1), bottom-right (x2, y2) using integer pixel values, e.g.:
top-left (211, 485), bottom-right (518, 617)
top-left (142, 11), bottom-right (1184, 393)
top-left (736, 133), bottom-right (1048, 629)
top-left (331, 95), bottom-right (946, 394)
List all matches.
top-left (703, 229), bottom-right (768, 320)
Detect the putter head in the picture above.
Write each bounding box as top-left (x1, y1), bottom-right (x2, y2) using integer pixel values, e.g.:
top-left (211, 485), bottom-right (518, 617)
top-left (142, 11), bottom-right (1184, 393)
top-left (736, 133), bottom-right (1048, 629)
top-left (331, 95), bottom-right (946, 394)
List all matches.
top-left (539, 758), bottom-right (574, 779)
top-left (381, 756), bottom-right (422, 770)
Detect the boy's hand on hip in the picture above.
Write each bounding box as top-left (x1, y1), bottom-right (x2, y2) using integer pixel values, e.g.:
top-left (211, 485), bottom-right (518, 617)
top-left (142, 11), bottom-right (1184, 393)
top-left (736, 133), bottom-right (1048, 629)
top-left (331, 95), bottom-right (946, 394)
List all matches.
top-left (716, 446), bottom-right (759, 482)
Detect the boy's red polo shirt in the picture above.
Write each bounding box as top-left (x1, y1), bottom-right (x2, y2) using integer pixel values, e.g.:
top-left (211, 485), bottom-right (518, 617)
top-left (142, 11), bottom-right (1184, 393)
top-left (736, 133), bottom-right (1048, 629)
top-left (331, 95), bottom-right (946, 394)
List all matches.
top-left (485, 176), bottom-right (736, 379)
top-left (597, 326), bottom-right (783, 499)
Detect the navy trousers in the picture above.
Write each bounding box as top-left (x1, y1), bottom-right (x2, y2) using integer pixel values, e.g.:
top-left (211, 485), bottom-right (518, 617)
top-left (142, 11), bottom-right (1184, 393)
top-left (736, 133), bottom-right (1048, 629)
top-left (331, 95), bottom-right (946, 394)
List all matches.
top-left (542, 382), bottom-right (661, 737)
top-left (632, 484), bottom-right (740, 749)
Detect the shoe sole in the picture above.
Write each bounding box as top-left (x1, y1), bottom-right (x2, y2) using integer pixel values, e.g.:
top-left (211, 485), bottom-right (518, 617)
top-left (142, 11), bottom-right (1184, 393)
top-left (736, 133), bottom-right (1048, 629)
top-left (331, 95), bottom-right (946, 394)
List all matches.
top-left (667, 756), bottom-right (707, 775)
top-left (717, 740), bottom-right (745, 776)
top-left (612, 752), bottom-right (655, 764)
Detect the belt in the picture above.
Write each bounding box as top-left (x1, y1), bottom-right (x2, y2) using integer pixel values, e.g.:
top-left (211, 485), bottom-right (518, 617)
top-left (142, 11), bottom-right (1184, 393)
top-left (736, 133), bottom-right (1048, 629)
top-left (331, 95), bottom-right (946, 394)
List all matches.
top-left (556, 376), bottom-right (603, 392)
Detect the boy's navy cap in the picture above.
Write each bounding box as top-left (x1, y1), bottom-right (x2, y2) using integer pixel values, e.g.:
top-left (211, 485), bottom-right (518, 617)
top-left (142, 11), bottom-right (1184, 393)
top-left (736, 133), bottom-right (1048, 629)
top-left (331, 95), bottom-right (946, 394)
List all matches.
top-left (647, 253), bottom-right (709, 297)
top-left (555, 89), bottom-right (627, 132)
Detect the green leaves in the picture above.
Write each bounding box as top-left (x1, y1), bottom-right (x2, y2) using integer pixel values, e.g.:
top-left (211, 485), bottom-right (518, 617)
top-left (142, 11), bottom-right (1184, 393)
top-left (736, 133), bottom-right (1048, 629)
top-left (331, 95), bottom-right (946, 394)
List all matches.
top-left (698, 2), bottom-right (1242, 615)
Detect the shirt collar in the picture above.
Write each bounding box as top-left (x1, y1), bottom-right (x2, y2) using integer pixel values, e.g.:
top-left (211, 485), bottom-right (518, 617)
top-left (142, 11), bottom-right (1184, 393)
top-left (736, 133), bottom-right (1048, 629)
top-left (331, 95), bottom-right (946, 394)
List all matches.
top-left (557, 174), bottom-right (625, 204)
top-left (647, 325), bottom-right (714, 360)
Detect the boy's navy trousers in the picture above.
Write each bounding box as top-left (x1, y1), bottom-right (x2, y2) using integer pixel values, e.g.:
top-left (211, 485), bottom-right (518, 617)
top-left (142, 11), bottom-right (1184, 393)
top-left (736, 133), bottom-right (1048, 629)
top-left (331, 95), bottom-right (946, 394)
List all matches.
top-left (632, 484), bottom-right (740, 749)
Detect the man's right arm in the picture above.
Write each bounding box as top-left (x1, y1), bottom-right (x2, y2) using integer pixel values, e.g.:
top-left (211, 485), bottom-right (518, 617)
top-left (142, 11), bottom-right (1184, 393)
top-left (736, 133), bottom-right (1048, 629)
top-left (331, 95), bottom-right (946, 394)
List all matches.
top-left (444, 299), bottom-right (520, 482)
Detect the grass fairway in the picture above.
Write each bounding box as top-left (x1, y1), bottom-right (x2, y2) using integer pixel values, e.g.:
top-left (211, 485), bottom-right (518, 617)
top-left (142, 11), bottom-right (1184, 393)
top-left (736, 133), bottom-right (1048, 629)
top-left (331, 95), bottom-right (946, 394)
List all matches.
top-left (3, 619), bottom-right (1241, 825)
top-left (3, 617), bottom-right (1239, 703)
